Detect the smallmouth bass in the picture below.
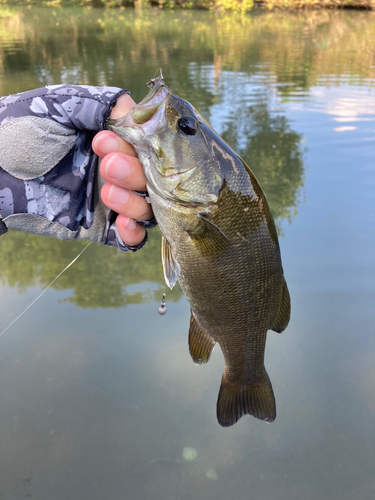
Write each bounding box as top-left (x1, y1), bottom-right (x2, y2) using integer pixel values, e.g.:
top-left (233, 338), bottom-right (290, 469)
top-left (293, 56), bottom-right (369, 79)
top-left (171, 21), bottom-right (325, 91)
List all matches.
top-left (108, 78), bottom-right (291, 427)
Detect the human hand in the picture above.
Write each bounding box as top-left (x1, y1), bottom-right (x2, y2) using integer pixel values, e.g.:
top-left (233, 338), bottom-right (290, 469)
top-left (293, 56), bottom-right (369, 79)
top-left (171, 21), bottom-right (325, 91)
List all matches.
top-left (0, 85), bottom-right (153, 251)
top-left (93, 93), bottom-right (153, 248)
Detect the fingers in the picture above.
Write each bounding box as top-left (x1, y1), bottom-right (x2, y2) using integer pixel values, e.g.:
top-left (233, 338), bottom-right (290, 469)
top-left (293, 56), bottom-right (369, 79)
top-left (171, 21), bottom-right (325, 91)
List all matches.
top-left (101, 182), bottom-right (153, 222)
top-left (92, 130), bottom-right (136, 159)
top-left (92, 93), bottom-right (137, 158)
top-left (99, 151), bottom-right (147, 191)
top-left (110, 93), bottom-right (136, 120)
top-left (115, 215), bottom-right (146, 248)
top-left (92, 94), bottom-right (154, 249)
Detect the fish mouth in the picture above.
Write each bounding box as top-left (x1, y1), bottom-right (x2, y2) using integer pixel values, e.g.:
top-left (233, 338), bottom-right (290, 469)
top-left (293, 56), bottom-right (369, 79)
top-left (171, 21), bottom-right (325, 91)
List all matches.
top-left (142, 77), bottom-right (170, 103)
top-left (131, 79), bottom-right (170, 125)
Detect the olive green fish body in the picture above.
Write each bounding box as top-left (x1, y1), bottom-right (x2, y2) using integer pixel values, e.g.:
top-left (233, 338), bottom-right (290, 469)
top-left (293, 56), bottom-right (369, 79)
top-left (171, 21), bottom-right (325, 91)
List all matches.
top-left (109, 78), bottom-right (290, 426)
top-left (149, 170), bottom-right (286, 425)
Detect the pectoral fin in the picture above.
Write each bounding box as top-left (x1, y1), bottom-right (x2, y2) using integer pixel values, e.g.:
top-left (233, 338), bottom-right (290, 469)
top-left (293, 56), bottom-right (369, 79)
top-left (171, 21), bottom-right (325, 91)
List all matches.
top-left (187, 214), bottom-right (229, 257)
top-left (161, 235), bottom-right (180, 289)
top-left (188, 312), bottom-right (216, 365)
top-left (271, 277), bottom-right (291, 333)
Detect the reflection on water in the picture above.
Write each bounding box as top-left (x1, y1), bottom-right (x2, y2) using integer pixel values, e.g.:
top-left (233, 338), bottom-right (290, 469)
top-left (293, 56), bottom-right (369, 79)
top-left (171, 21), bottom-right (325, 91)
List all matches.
top-left (1, 7), bottom-right (374, 99)
top-left (206, 71), bottom-right (305, 227)
top-left (0, 6), bottom-right (375, 500)
top-left (0, 8), bottom-right (308, 305)
top-left (0, 71), bottom-right (304, 306)
top-left (0, 229), bottom-right (184, 308)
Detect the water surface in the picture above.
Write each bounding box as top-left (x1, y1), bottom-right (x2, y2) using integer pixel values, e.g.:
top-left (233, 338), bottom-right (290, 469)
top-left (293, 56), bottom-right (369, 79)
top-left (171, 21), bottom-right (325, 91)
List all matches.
top-left (0, 7), bottom-right (374, 500)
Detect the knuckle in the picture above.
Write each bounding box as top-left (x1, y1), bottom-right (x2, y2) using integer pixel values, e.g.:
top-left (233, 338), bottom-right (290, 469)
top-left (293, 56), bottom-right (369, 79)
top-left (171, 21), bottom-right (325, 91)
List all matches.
top-left (138, 204), bottom-right (152, 221)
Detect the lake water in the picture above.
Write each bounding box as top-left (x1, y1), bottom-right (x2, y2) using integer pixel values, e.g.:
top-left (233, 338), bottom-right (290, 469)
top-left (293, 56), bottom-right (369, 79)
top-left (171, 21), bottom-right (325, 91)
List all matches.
top-left (0, 6), bottom-right (375, 500)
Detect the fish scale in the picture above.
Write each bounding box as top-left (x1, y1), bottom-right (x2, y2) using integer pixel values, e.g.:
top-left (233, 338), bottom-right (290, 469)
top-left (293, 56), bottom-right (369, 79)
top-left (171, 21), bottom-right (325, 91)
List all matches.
top-left (109, 77), bottom-right (290, 427)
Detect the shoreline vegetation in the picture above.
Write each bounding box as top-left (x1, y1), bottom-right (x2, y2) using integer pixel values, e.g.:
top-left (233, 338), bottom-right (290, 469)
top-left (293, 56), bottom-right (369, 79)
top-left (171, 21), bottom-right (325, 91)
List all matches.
top-left (0, 0), bottom-right (374, 13)
top-left (0, 6), bottom-right (373, 303)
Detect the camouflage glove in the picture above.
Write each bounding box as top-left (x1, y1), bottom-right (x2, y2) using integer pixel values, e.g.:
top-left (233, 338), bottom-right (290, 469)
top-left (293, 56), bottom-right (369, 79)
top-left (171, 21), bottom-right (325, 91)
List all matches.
top-left (0, 85), bottom-right (156, 251)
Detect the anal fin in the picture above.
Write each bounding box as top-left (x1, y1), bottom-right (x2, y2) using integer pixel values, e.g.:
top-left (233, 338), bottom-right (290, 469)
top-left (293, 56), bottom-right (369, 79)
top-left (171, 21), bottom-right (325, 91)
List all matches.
top-left (271, 277), bottom-right (291, 334)
top-left (188, 312), bottom-right (216, 365)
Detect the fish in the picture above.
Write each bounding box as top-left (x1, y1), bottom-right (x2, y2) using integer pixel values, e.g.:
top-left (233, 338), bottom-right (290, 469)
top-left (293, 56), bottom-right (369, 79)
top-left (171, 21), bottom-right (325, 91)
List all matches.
top-left (108, 77), bottom-right (291, 427)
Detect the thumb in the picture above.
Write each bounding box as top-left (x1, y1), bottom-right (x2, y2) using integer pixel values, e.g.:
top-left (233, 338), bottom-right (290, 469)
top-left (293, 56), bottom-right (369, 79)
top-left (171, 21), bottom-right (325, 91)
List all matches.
top-left (110, 93), bottom-right (136, 120)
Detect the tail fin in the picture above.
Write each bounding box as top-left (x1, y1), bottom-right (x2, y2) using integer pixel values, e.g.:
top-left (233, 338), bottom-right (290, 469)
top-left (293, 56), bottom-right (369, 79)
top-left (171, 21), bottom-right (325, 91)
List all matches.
top-left (216, 371), bottom-right (276, 427)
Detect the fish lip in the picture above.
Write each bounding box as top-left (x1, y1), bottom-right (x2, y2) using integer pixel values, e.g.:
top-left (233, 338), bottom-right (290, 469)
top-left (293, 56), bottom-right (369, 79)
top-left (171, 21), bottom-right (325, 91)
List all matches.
top-left (130, 79), bottom-right (171, 126)
top-left (107, 79), bottom-right (169, 129)
top-left (139, 78), bottom-right (170, 106)
top-left (145, 76), bottom-right (171, 93)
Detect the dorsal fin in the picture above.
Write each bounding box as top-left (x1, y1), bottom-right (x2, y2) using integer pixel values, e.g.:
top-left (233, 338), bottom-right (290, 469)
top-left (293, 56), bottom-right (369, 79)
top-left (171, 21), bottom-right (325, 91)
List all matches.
top-left (271, 277), bottom-right (291, 333)
top-left (161, 235), bottom-right (180, 290)
top-left (188, 312), bottom-right (216, 365)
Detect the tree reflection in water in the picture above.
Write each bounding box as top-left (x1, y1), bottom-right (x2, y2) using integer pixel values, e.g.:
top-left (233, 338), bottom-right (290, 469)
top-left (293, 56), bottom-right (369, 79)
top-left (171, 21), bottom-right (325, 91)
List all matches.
top-left (0, 5), bottom-right (331, 308)
top-left (220, 100), bottom-right (305, 232)
top-left (0, 90), bottom-right (304, 308)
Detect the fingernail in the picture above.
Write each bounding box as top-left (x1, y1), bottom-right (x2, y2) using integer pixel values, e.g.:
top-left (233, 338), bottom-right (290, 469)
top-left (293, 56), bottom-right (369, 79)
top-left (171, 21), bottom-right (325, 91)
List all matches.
top-left (108, 185), bottom-right (130, 205)
top-left (98, 136), bottom-right (119, 155)
top-left (105, 155), bottom-right (131, 180)
top-left (123, 218), bottom-right (137, 231)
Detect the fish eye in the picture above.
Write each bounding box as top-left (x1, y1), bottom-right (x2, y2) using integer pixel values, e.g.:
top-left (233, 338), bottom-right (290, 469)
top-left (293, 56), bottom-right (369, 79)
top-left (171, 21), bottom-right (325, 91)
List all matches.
top-left (177, 115), bottom-right (199, 136)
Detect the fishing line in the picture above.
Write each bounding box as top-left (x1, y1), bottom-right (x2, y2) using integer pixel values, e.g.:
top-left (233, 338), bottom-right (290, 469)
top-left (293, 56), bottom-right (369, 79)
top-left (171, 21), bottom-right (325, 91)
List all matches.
top-left (0, 241), bottom-right (92, 339)
top-left (153, 67), bottom-right (163, 80)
